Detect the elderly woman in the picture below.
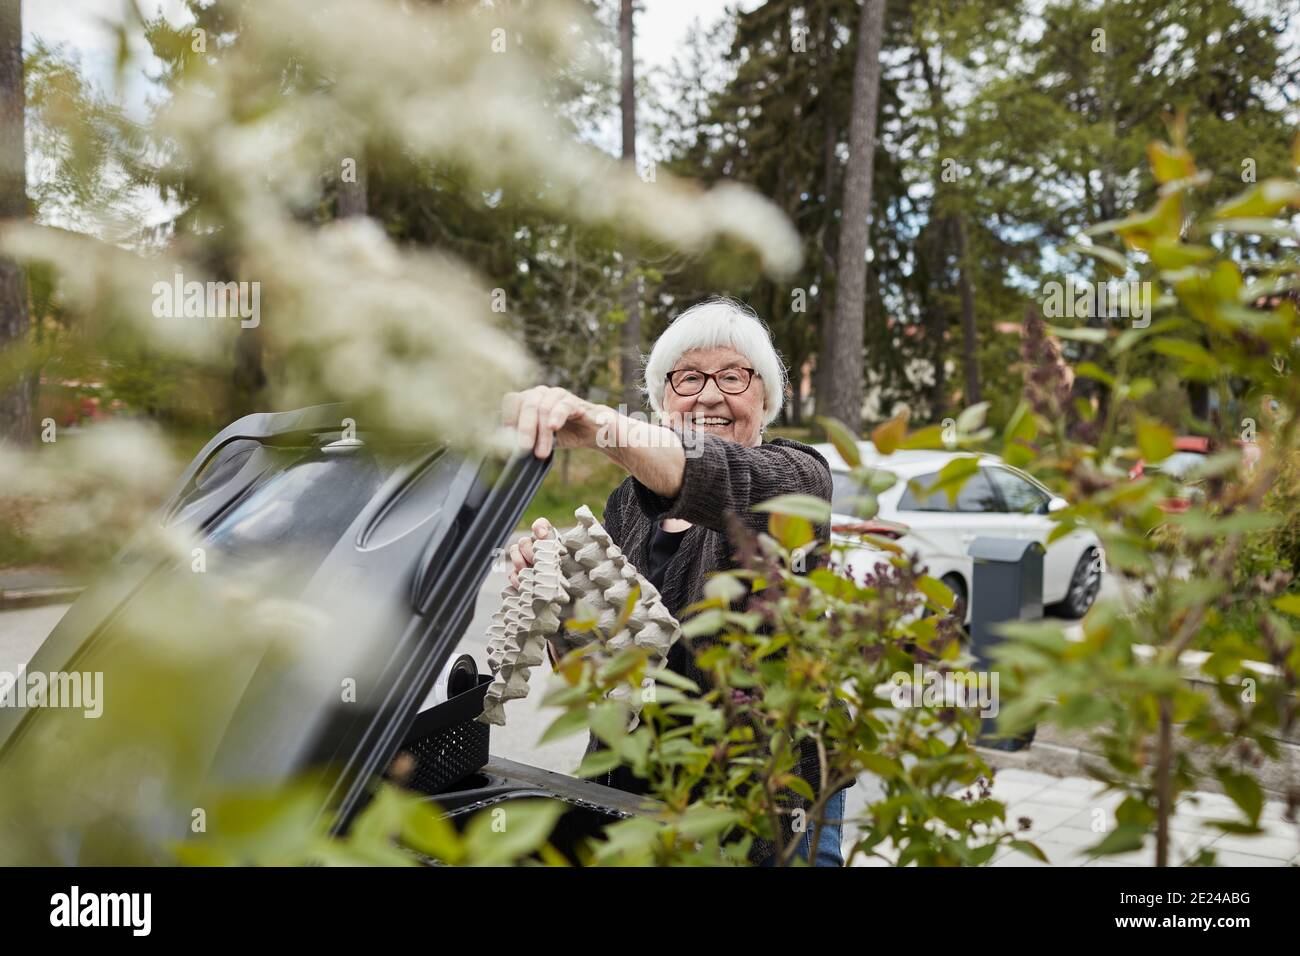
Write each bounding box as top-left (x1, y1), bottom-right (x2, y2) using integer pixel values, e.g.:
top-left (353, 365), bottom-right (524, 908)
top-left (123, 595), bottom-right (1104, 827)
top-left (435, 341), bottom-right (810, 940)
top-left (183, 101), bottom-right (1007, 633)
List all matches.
top-left (502, 297), bottom-right (848, 866)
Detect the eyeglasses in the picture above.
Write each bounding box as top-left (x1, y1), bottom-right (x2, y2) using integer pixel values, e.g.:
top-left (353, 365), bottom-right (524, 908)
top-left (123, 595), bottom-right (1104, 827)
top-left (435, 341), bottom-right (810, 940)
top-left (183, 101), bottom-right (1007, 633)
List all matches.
top-left (666, 366), bottom-right (758, 397)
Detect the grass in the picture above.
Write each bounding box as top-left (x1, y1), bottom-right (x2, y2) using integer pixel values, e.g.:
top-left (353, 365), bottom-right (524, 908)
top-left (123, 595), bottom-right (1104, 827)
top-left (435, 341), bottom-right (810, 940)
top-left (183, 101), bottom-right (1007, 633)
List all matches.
top-left (518, 447), bottom-right (627, 531)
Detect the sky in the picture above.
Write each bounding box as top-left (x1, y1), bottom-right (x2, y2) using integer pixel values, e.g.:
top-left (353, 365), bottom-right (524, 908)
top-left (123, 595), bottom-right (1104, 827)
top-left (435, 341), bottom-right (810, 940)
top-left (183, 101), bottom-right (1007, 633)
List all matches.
top-left (20, 0), bottom-right (761, 230)
top-left (22, 0), bottom-right (760, 159)
top-left (23, 1), bottom-right (753, 85)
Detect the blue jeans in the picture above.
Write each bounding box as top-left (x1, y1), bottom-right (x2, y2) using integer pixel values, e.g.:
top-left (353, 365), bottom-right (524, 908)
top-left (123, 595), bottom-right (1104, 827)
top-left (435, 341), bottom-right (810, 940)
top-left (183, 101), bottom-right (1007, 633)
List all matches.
top-left (761, 787), bottom-right (846, 867)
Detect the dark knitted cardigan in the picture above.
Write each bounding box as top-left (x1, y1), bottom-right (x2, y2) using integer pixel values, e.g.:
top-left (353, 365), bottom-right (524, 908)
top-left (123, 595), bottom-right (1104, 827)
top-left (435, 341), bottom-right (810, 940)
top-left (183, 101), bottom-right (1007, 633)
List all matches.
top-left (587, 432), bottom-right (850, 864)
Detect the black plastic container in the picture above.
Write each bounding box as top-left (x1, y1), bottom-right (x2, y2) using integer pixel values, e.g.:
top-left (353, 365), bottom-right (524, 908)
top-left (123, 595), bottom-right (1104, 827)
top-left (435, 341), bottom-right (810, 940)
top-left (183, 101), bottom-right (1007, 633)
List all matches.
top-left (396, 673), bottom-right (493, 795)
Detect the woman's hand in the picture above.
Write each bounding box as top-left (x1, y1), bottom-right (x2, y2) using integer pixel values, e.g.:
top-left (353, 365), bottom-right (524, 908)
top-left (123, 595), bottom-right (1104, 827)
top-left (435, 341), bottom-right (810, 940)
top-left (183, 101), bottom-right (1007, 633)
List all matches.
top-left (502, 386), bottom-right (614, 459)
top-left (507, 516), bottom-right (554, 587)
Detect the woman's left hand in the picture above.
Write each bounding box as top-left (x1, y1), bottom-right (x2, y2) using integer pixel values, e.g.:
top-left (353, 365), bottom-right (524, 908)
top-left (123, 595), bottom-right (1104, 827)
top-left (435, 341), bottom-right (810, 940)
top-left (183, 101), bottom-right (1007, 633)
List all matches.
top-left (502, 386), bottom-right (616, 459)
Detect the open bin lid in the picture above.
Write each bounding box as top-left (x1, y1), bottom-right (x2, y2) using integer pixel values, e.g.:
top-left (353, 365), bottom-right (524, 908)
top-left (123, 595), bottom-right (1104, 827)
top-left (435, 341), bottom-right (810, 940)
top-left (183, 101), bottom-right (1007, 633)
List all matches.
top-left (0, 404), bottom-right (548, 859)
top-left (968, 536), bottom-right (1045, 562)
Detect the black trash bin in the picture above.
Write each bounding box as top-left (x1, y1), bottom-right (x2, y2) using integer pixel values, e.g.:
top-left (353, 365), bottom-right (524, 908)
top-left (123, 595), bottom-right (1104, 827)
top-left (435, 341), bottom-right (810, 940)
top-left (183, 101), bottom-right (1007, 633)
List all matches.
top-left (0, 403), bottom-right (657, 864)
top-left (968, 536), bottom-right (1044, 751)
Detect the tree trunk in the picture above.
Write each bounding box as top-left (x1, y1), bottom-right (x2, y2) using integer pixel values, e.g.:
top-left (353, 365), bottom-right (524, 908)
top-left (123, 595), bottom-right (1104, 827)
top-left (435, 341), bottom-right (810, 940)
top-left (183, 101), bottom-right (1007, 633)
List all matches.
top-left (618, 0), bottom-right (642, 413)
top-left (812, 1), bottom-right (839, 415)
top-left (0, 0), bottom-right (31, 444)
top-left (917, 43), bottom-right (959, 415)
top-left (822, 0), bottom-right (885, 430)
top-left (953, 214), bottom-right (981, 404)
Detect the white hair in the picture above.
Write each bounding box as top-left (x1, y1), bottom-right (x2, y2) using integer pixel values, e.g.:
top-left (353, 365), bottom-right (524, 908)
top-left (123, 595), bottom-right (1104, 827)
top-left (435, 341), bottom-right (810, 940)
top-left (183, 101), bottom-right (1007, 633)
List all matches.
top-left (643, 297), bottom-right (788, 427)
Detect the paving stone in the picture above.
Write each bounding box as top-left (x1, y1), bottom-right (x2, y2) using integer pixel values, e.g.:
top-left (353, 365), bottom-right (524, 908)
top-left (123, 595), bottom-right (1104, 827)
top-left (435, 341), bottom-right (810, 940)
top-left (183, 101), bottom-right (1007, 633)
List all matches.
top-left (1208, 831), bottom-right (1300, 861)
top-left (994, 835), bottom-right (1095, 866)
top-left (1022, 784), bottom-right (1124, 810)
top-left (985, 780), bottom-right (1054, 804)
top-left (1208, 848), bottom-right (1292, 867)
top-left (990, 768), bottom-right (1056, 787)
top-left (1002, 799), bottom-right (1081, 837)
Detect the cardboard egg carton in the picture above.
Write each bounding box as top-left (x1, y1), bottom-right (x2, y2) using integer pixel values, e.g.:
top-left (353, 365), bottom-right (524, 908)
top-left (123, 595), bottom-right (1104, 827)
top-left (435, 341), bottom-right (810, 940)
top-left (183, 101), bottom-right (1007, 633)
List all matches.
top-left (479, 505), bottom-right (681, 726)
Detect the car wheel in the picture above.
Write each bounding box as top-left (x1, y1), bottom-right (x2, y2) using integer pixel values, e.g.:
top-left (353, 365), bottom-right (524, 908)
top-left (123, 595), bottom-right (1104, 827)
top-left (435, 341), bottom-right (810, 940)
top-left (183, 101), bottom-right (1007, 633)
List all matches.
top-left (1051, 547), bottom-right (1101, 619)
top-left (941, 573), bottom-right (968, 625)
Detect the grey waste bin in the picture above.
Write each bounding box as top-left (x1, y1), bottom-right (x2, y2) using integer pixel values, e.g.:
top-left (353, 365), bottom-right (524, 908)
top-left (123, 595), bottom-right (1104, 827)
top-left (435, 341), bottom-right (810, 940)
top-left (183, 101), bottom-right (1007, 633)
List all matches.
top-left (968, 537), bottom-right (1044, 751)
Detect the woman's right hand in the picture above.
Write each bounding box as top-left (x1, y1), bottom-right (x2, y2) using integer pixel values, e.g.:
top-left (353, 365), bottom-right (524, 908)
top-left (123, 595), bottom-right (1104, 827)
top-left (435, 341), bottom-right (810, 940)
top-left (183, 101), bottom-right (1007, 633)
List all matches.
top-left (507, 516), bottom-right (555, 587)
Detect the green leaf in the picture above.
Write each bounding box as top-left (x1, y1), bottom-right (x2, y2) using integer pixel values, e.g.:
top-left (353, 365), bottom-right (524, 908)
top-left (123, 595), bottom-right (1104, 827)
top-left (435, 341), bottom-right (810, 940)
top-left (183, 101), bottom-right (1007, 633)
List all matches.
top-left (1060, 241), bottom-right (1129, 276)
top-left (463, 799), bottom-right (565, 866)
top-left (768, 511), bottom-right (814, 550)
top-left (1212, 179), bottom-right (1300, 219)
top-left (1113, 317), bottom-right (1185, 355)
top-left (1148, 140), bottom-right (1196, 185)
top-left (1085, 824), bottom-right (1147, 857)
top-left (816, 416), bottom-right (861, 468)
top-left (1001, 401), bottom-right (1038, 467)
top-left (538, 706), bottom-right (590, 744)
top-left (1104, 191), bottom-right (1184, 251)
top-left (675, 806), bottom-right (742, 841)
top-left (1149, 238), bottom-right (1214, 270)
top-left (704, 573), bottom-right (747, 605)
top-left (899, 424), bottom-right (947, 449)
top-left (1135, 417), bottom-right (1175, 464)
top-left (399, 801), bottom-right (466, 864)
top-left (1047, 324), bottom-right (1108, 344)
top-left (1203, 218), bottom-right (1300, 240)
top-left (589, 700), bottom-right (630, 747)
top-left (924, 456), bottom-right (981, 506)
top-left (780, 775), bottom-right (814, 802)
top-left (1151, 337), bottom-right (1217, 369)
top-left (753, 493), bottom-right (831, 523)
top-left (1008, 839), bottom-right (1049, 863)
top-left (1214, 768), bottom-right (1263, 826)
top-left (871, 411), bottom-right (910, 455)
top-left (645, 667), bottom-right (701, 693)
top-left (1075, 362), bottom-right (1115, 388)
top-left (1273, 594), bottom-right (1300, 617)
top-left (575, 748), bottom-right (622, 778)
top-left (916, 575), bottom-right (955, 610)
top-left (1168, 509), bottom-right (1280, 536)
top-left (956, 402), bottom-right (990, 434)
top-left (681, 608), bottom-right (725, 638)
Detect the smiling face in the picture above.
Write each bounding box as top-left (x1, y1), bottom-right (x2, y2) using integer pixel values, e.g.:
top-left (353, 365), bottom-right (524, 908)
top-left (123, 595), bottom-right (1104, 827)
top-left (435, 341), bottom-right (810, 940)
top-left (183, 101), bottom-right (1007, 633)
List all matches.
top-left (662, 346), bottom-right (765, 447)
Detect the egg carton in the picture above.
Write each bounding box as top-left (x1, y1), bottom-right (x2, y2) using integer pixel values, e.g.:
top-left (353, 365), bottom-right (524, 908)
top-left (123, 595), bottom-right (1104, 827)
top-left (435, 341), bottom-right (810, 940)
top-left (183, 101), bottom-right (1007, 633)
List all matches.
top-left (479, 505), bottom-right (681, 727)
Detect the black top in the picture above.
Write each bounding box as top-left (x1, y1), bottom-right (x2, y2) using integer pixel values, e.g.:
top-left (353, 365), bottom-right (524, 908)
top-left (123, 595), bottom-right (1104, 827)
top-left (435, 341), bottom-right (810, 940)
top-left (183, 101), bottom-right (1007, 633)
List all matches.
top-left (645, 519), bottom-right (687, 590)
top-left (587, 434), bottom-right (844, 865)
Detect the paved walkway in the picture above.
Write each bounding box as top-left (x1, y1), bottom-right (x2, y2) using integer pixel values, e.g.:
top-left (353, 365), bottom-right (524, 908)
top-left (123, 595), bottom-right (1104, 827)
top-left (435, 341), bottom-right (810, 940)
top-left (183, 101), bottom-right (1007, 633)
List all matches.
top-left (844, 766), bottom-right (1299, 867)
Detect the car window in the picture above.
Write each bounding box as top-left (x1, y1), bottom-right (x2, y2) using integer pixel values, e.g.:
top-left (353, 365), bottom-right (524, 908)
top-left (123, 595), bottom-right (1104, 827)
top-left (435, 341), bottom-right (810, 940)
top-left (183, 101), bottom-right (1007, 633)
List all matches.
top-left (897, 471), bottom-right (949, 511)
top-left (830, 470), bottom-right (879, 516)
top-left (897, 468), bottom-right (1000, 513)
top-left (954, 469), bottom-right (1001, 512)
top-left (986, 466), bottom-right (1050, 514)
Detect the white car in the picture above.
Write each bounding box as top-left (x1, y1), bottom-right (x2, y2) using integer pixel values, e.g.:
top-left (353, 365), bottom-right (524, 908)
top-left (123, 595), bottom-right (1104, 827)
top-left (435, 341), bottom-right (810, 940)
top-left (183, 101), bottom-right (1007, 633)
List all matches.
top-left (812, 442), bottom-right (1103, 621)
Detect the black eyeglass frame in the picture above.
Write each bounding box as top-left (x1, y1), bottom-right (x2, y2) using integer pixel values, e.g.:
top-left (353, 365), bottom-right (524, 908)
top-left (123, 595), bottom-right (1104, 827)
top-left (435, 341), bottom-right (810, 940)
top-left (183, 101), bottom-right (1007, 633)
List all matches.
top-left (666, 366), bottom-right (759, 397)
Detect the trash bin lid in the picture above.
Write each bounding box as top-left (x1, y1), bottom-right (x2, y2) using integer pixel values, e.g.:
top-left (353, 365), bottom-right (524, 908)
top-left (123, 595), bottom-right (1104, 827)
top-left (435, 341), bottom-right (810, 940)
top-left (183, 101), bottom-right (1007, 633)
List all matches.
top-left (968, 536), bottom-right (1045, 562)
